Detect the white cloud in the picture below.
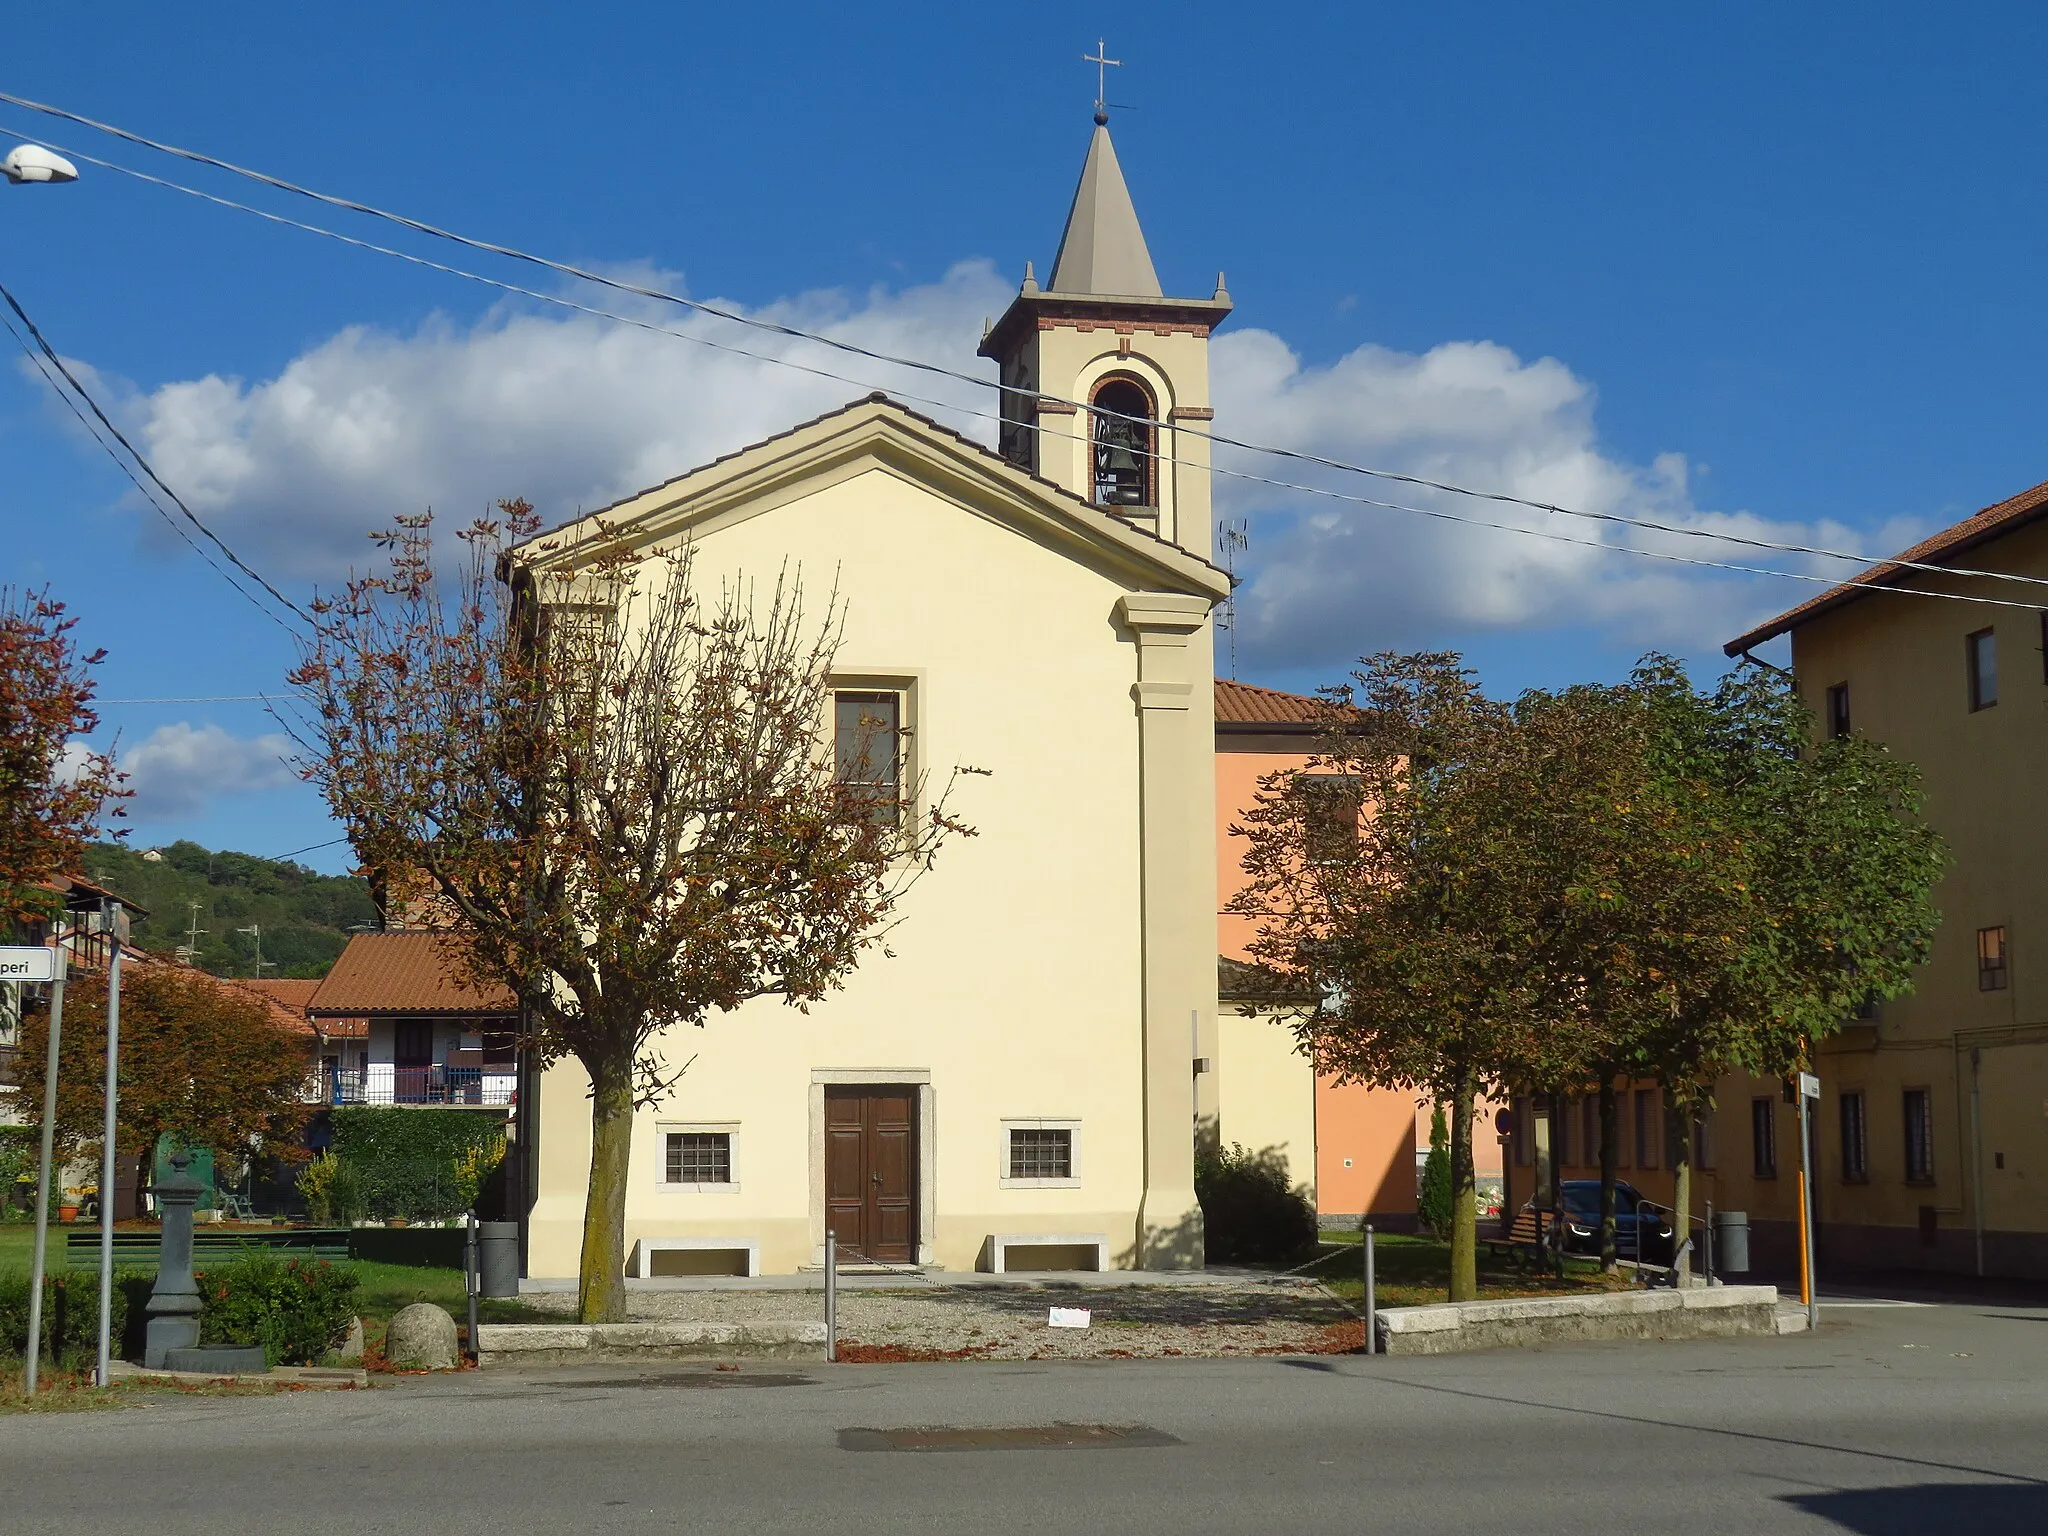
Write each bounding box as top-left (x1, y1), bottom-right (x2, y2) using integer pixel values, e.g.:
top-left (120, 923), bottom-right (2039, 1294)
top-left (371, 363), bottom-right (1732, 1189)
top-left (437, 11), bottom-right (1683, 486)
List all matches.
top-left (80, 259), bottom-right (1916, 670)
top-left (119, 722), bottom-right (296, 821)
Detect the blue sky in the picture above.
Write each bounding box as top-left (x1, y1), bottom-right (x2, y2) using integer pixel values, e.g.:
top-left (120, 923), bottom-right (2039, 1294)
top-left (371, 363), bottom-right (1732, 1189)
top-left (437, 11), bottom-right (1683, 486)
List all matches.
top-left (6, 4), bottom-right (2048, 870)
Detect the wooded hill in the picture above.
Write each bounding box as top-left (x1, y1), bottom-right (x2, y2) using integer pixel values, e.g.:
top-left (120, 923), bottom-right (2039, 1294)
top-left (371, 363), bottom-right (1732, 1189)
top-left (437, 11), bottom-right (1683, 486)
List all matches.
top-left (79, 840), bottom-right (375, 979)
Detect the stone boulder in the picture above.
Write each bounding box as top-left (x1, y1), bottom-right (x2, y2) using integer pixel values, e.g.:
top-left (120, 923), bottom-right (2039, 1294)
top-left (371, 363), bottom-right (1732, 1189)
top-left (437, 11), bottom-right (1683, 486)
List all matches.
top-left (335, 1316), bottom-right (365, 1365)
top-left (385, 1303), bottom-right (460, 1370)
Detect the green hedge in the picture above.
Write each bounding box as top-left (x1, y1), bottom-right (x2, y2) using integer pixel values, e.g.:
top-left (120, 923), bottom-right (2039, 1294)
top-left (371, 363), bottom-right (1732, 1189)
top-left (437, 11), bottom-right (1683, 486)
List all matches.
top-left (195, 1250), bottom-right (359, 1367)
top-left (1, 1126), bottom-right (38, 1221)
top-left (0, 1270), bottom-right (154, 1369)
top-left (326, 1106), bottom-right (507, 1223)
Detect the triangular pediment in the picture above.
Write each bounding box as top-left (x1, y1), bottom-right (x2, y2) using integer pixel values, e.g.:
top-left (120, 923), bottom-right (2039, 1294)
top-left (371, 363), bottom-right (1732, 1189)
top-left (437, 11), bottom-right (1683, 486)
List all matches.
top-left (510, 394), bottom-right (1230, 600)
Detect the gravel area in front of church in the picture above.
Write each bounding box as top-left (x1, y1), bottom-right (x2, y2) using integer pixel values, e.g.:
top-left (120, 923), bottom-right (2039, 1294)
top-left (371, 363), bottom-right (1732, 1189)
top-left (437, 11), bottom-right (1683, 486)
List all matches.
top-left (518, 1279), bottom-right (1363, 1360)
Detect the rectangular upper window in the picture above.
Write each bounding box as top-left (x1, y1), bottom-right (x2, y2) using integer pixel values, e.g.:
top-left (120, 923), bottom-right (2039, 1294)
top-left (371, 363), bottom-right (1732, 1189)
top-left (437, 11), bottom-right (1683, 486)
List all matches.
top-left (1751, 1097), bottom-right (1778, 1179)
top-left (1968, 628), bottom-right (1998, 711)
top-left (665, 1132), bottom-right (732, 1186)
top-left (1840, 1090), bottom-right (1868, 1183)
top-left (1825, 682), bottom-right (1851, 740)
top-left (1006, 1126), bottom-right (1075, 1182)
top-left (1292, 773), bottom-right (1363, 866)
top-left (1903, 1089), bottom-right (1935, 1184)
top-left (1693, 1110), bottom-right (1717, 1172)
top-left (1634, 1089), bottom-right (1659, 1171)
top-left (1978, 925), bottom-right (2009, 991)
top-left (834, 689), bottom-right (904, 830)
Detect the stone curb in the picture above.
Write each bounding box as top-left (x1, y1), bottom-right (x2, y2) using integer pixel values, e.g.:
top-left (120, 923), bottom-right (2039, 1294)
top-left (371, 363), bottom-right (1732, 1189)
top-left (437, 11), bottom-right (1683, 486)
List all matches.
top-left (105, 1361), bottom-right (370, 1388)
top-left (474, 1321), bottom-right (828, 1366)
top-left (1376, 1285), bottom-right (1783, 1356)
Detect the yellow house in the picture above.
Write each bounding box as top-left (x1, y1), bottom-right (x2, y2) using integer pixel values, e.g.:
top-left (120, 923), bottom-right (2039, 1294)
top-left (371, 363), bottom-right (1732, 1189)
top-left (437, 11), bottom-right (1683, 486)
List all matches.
top-left (1718, 474), bottom-right (2048, 1280)
top-left (505, 116), bottom-right (1272, 1280)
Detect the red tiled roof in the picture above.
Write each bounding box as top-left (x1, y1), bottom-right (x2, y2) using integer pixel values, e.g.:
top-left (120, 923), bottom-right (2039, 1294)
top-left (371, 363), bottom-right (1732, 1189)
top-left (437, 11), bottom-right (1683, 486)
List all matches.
top-left (220, 977), bottom-right (317, 1039)
top-left (240, 978), bottom-right (320, 1011)
top-left (1725, 474), bottom-right (2048, 654)
top-left (308, 931), bottom-right (517, 1018)
top-left (1215, 678), bottom-right (1330, 727)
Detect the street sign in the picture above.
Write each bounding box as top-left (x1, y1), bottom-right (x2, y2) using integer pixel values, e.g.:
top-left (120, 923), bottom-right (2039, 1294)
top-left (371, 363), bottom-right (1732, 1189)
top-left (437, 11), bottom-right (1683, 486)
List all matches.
top-left (0, 947), bottom-right (62, 983)
top-left (1798, 1071), bottom-right (1821, 1100)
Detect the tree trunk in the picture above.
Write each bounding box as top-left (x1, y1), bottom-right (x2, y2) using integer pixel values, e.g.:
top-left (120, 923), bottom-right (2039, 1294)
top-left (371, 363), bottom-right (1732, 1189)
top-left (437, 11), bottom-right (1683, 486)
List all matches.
top-left (578, 1059), bottom-right (635, 1324)
top-left (1449, 1072), bottom-right (1478, 1302)
top-left (1667, 1085), bottom-right (1692, 1283)
top-left (1598, 1079), bottom-right (1619, 1272)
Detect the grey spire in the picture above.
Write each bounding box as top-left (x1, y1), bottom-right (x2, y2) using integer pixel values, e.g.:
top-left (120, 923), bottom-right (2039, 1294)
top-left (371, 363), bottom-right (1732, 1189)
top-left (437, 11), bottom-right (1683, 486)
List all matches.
top-left (1047, 123), bottom-right (1162, 298)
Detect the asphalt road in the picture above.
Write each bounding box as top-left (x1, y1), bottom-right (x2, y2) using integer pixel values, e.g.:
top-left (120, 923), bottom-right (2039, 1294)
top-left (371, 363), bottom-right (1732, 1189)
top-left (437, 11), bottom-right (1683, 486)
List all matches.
top-left (6, 1291), bottom-right (2045, 1535)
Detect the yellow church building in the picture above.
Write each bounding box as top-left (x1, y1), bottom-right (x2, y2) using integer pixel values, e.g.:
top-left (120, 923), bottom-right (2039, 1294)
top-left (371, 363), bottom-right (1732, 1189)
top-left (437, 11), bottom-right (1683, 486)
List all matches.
top-left (507, 115), bottom-right (1281, 1279)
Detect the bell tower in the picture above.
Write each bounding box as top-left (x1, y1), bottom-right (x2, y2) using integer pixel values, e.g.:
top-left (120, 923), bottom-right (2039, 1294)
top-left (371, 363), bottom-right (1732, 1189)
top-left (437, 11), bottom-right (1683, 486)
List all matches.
top-left (979, 113), bottom-right (1232, 557)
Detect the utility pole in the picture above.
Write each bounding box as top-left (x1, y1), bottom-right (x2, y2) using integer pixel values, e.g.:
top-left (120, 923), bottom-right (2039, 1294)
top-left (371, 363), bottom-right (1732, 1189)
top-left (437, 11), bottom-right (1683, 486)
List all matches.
top-left (237, 923), bottom-right (272, 979)
top-left (95, 898), bottom-right (128, 1387)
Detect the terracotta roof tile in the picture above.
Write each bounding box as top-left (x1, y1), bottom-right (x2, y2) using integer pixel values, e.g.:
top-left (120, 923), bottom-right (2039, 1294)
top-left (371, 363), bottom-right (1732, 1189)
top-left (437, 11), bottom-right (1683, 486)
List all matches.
top-left (1214, 678), bottom-right (1331, 726)
top-left (1725, 474), bottom-right (2048, 654)
top-left (308, 931), bottom-right (517, 1018)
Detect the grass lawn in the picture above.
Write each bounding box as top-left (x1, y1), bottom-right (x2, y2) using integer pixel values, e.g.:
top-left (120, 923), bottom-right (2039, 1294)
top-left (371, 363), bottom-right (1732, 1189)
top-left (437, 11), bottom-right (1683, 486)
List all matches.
top-left (1291, 1230), bottom-right (1636, 1309)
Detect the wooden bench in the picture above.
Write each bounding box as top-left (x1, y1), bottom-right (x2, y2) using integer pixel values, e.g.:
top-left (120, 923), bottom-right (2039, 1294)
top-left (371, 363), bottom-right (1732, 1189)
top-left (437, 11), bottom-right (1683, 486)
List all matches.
top-left (65, 1229), bottom-right (352, 1270)
top-left (1481, 1209), bottom-right (1568, 1273)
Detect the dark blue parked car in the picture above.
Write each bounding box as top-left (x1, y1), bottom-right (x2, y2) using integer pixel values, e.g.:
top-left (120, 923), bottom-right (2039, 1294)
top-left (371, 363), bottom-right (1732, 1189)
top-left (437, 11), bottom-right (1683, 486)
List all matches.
top-left (1519, 1179), bottom-right (1675, 1263)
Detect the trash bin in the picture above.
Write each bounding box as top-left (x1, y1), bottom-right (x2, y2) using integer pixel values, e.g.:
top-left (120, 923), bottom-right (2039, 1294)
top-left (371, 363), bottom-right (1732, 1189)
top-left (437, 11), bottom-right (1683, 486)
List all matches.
top-left (1711, 1210), bottom-right (1750, 1275)
top-left (477, 1221), bottom-right (520, 1298)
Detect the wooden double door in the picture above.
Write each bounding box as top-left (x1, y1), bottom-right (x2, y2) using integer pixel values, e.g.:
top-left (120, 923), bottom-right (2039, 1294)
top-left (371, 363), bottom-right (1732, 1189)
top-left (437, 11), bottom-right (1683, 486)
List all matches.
top-left (825, 1086), bottom-right (918, 1264)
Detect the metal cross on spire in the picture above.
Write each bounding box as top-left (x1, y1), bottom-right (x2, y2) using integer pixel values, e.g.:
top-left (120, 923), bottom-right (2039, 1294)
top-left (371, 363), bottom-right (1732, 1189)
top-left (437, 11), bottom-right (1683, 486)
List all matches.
top-left (1083, 38), bottom-right (1121, 124)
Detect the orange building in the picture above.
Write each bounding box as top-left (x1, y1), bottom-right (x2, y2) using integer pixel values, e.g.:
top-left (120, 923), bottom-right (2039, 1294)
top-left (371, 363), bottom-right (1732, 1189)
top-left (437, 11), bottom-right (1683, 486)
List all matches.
top-left (1214, 680), bottom-right (1491, 1228)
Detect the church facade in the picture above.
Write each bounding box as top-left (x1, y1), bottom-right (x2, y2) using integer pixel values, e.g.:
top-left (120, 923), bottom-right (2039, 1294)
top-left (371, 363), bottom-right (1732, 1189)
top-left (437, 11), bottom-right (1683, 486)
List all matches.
top-left (511, 118), bottom-right (1275, 1279)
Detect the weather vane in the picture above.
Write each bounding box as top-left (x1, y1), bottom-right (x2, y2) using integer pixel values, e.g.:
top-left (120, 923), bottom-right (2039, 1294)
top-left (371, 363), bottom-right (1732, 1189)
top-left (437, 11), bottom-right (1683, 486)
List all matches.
top-left (1084, 38), bottom-right (1121, 124)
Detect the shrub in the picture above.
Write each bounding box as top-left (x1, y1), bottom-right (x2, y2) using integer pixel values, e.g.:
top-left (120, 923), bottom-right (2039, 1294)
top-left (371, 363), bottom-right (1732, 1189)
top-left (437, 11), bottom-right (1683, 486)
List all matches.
top-left (1418, 1104), bottom-right (1453, 1240)
top-left (1195, 1140), bottom-right (1318, 1264)
top-left (0, 1269), bottom-right (153, 1367)
top-left (297, 1152), bottom-right (366, 1226)
top-left (194, 1248), bottom-right (360, 1367)
top-left (0, 1126), bottom-right (36, 1221)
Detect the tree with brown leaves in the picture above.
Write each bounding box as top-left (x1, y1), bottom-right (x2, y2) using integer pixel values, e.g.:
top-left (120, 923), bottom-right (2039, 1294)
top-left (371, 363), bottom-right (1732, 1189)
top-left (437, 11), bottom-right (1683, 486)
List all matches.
top-left (289, 506), bottom-right (973, 1322)
top-left (0, 586), bottom-right (123, 927)
top-left (17, 963), bottom-right (313, 1216)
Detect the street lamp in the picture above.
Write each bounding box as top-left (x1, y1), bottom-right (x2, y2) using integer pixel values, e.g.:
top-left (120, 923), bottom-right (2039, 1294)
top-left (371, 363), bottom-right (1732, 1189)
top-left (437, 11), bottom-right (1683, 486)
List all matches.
top-left (3, 144), bottom-right (79, 185)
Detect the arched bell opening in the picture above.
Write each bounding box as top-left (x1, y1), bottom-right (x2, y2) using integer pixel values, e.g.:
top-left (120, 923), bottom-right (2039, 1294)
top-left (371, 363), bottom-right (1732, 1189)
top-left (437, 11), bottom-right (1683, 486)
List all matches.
top-left (1089, 376), bottom-right (1156, 510)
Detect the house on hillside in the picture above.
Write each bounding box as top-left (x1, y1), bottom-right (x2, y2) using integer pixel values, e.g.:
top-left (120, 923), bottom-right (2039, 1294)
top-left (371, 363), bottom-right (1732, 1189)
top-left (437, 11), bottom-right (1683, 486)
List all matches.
top-left (1708, 474), bottom-right (2048, 1280)
top-left (502, 112), bottom-right (1241, 1280)
top-left (307, 931), bottom-right (518, 1108)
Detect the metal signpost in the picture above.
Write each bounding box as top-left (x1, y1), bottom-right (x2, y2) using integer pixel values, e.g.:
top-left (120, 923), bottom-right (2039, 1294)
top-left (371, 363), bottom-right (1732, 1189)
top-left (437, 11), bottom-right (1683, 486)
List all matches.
top-left (6, 945), bottom-right (65, 1396)
top-left (95, 901), bottom-right (128, 1387)
top-left (1797, 1070), bottom-right (1821, 1335)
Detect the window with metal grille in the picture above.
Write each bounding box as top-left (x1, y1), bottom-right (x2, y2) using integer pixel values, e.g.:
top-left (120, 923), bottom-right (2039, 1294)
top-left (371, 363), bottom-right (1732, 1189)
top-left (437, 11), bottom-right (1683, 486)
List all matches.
top-left (1007, 1128), bottom-right (1073, 1181)
top-left (1968, 627), bottom-right (1998, 711)
top-left (1903, 1089), bottom-right (1935, 1184)
top-left (666, 1132), bottom-right (732, 1185)
top-left (1751, 1097), bottom-right (1778, 1178)
top-left (1978, 925), bottom-right (2008, 991)
top-left (834, 690), bottom-right (903, 831)
top-left (1825, 682), bottom-right (1851, 739)
top-left (1840, 1091), bottom-right (1868, 1182)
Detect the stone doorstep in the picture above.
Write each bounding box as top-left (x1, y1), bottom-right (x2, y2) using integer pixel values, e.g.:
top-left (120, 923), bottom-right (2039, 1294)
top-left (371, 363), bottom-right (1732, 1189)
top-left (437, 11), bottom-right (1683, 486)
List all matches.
top-left (474, 1321), bottom-right (828, 1366)
top-left (105, 1361), bottom-right (370, 1388)
top-left (1376, 1285), bottom-right (1784, 1356)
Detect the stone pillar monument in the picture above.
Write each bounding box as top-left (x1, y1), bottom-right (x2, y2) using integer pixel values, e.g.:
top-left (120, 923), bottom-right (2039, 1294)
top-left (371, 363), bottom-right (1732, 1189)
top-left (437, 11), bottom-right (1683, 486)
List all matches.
top-left (143, 1148), bottom-right (204, 1368)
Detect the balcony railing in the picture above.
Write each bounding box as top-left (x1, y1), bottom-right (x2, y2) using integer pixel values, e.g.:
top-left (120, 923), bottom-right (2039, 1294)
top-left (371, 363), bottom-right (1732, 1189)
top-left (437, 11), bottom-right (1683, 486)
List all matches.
top-left (318, 1065), bottom-right (514, 1107)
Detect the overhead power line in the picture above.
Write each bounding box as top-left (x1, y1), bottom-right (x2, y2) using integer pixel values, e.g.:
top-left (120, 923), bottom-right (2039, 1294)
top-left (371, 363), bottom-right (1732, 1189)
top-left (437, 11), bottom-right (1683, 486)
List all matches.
top-left (96, 694), bottom-right (274, 704)
top-left (5, 95), bottom-right (2044, 611)
top-left (0, 270), bottom-right (310, 630)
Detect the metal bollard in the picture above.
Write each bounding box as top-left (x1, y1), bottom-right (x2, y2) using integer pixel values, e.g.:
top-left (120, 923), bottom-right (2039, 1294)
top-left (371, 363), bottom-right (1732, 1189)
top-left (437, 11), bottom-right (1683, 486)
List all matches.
top-left (824, 1229), bottom-right (837, 1363)
top-left (1363, 1223), bottom-right (1376, 1356)
top-left (463, 1210), bottom-right (480, 1363)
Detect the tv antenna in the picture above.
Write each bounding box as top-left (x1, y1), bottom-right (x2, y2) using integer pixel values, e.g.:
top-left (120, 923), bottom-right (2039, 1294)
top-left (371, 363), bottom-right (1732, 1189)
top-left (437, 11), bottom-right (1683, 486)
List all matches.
top-left (1218, 519), bottom-right (1249, 679)
top-left (237, 923), bottom-right (274, 978)
top-left (175, 901), bottom-right (208, 965)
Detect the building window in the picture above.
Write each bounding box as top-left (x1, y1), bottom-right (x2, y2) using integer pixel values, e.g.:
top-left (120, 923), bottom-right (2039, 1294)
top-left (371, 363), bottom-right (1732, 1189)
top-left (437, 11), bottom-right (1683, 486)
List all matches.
top-left (665, 1131), bottom-right (733, 1186)
top-left (1089, 377), bottom-right (1154, 508)
top-left (1751, 1097), bottom-right (1778, 1178)
top-left (1556, 1097), bottom-right (1576, 1167)
top-left (1510, 1097), bottom-right (1531, 1167)
top-left (1839, 1091), bottom-right (1868, 1183)
top-left (1293, 773), bottom-right (1362, 866)
top-left (1978, 925), bottom-right (2009, 991)
top-left (1968, 627), bottom-right (1998, 711)
top-left (1582, 1096), bottom-right (1601, 1169)
top-left (1824, 682), bottom-right (1851, 739)
top-left (1694, 1111), bottom-right (1717, 1171)
top-left (834, 690), bottom-right (903, 830)
top-left (1634, 1089), bottom-right (1658, 1171)
top-left (1903, 1089), bottom-right (1935, 1184)
top-left (1002, 1121), bottom-right (1080, 1185)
